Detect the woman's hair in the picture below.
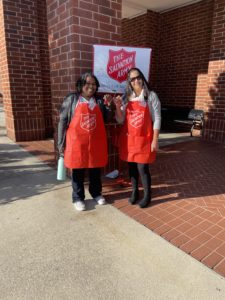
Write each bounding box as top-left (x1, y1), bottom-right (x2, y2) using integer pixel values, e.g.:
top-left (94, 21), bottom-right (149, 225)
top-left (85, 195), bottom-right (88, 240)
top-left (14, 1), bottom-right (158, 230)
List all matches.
top-left (125, 67), bottom-right (151, 101)
top-left (76, 72), bottom-right (100, 95)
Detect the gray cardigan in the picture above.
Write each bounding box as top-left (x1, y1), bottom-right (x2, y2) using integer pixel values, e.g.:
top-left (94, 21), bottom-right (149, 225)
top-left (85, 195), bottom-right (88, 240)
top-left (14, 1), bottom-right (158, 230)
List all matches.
top-left (116, 91), bottom-right (161, 130)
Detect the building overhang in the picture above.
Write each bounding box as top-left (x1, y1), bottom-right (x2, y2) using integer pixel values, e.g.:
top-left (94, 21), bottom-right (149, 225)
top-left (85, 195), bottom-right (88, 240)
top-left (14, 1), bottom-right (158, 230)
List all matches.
top-left (122, 0), bottom-right (203, 18)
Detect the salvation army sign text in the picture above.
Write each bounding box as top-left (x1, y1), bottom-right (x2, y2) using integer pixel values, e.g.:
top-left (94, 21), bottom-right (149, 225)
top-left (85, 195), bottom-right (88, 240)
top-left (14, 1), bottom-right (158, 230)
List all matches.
top-left (107, 49), bottom-right (136, 83)
top-left (93, 45), bottom-right (151, 93)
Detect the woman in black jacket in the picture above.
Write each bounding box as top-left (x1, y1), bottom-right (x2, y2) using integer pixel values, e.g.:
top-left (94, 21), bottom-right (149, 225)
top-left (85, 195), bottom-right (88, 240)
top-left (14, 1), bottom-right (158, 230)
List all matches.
top-left (58, 72), bottom-right (112, 211)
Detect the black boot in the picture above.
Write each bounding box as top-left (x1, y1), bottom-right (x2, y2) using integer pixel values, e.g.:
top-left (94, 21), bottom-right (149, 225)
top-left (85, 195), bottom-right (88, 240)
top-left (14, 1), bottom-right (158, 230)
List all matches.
top-left (139, 191), bottom-right (151, 208)
top-left (129, 189), bottom-right (139, 205)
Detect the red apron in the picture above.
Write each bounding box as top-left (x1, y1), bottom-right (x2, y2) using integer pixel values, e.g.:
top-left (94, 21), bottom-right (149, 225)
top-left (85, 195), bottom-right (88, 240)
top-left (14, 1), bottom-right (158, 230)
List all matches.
top-left (119, 100), bottom-right (156, 164)
top-left (64, 100), bottom-right (108, 168)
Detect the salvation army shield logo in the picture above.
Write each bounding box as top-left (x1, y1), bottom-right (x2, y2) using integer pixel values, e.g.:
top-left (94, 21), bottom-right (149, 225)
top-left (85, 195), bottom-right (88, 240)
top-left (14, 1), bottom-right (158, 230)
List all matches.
top-left (107, 48), bottom-right (136, 83)
top-left (80, 114), bottom-right (96, 131)
top-left (129, 111), bottom-right (144, 128)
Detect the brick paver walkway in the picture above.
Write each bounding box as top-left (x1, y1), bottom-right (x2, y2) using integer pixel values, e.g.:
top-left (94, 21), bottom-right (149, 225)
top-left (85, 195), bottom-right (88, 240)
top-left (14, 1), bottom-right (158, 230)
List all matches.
top-left (19, 140), bottom-right (55, 167)
top-left (19, 139), bottom-right (225, 277)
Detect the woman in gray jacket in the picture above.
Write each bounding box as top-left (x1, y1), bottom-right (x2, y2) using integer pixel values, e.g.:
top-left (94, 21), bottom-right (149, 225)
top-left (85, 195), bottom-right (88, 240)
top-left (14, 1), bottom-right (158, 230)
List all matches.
top-left (113, 68), bottom-right (161, 208)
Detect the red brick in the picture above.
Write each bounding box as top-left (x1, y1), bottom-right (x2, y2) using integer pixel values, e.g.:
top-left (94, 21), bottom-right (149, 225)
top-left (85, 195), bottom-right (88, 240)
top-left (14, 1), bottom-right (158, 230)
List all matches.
top-left (188, 215), bottom-right (205, 226)
top-left (175, 222), bottom-right (192, 233)
top-left (214, 259), bottom-right (225, 277)
top-left (207, 224), bottom-right (224, 236)
top-left (99, 6), bottom-right (115, 17)
top-left (185, 227), bottom-right (203, 239)
top-left (170, 234), bottom-right (190, 247)
top-left (161, 229), bottom-right (181, 241)
top-left (215, 242), bottom-right (225, 256)
top-left (132, 212), bottom-right (151, 225)
top-left (193, 232), bottom-right (212, 244)
top-left (204, 237), bottom-right (223, 251)
top-left (112, 199), bottom-right (128, 209)
top-left (202, 252), bottom-right (224, 269)
top-left (154, 224), bottom-right (172, 235)
top-left (145, 219), bottom-right (164, 230)
top-left (166, 218), bottom-right (183, 228)
top-left (198, 220), bottom-right (214, 231)
top-left (191, 246), bottom-right (212, 261)
top-left (217, 218), bottom-right (225, 228)
top-left (215, 230), bottom-right (225, 240)
top-left (180, 240), bottom-right (202, 254)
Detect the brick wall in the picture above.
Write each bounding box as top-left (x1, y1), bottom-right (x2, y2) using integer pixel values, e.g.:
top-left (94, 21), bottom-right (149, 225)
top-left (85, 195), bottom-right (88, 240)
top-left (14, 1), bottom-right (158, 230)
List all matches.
top-left (203, 0), bottom-right (225, 143)
top-left (121, 0), bottom-right (225, 144)
top-left (0, 0), bottom-right (52, 141)
top-left (121, 1), bottom-right (214, 109)
top-left (158, 0), bottom-right (214, 108)
top-left (122, 10), bottom-right (160, 89)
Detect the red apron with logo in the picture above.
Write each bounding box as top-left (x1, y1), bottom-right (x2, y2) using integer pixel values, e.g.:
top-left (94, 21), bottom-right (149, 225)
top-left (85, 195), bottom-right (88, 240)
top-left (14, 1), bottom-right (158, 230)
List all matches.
top-left (64, 100), bottom-right (108, 168)
top-left (118, 100), bottom-right (156, 164)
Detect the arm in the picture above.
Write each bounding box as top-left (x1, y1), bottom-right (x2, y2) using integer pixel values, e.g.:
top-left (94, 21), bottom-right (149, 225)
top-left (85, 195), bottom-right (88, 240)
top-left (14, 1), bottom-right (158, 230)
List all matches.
top-left (114, 95), bottom-right (125, 124)
top-left (58, 94), bottom-right (74, 155)
top-left (97, 95), bottom-right (115, 123)
top-left (103, 94), bottom-right (125, 124)
top-left (152, 129), bottom-right (160, 152)
top-left (148, 91), bottom-right (161, 152)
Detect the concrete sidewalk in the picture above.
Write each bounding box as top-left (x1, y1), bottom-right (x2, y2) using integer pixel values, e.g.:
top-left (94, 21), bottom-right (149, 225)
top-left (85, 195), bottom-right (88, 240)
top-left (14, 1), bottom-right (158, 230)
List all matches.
top-left (1, 107), bottom-right (225, 299)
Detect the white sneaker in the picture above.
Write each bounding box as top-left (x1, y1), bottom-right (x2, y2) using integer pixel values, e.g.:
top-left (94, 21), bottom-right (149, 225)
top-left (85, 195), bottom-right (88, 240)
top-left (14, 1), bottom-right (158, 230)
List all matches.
top-left (74, 201), bottom-right (85, 211)
top-left (94, 195), bottom-right (106, 205)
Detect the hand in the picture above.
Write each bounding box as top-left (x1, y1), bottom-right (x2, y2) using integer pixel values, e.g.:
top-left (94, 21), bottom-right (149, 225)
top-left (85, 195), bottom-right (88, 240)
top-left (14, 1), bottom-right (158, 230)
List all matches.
top-left (58, 148), bottom-right (64, 158)
top-left (103, 94), bottom-right (113, 107)
top-left (151, 139), bottom-right (158, 152)
top-left (113, 95), bottom-right (122, 108)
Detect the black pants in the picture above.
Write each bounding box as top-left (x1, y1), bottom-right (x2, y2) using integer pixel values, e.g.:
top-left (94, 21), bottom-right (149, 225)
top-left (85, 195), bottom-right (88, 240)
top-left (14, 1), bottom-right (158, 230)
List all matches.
top-left (72, 168), bottom-right (102, 202)
top-left (128, 162), bottom-right (151, 195)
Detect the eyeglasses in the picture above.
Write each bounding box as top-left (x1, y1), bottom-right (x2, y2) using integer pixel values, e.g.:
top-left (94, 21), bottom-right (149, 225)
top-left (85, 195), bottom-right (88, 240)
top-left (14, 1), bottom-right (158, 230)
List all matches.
top-left (129, 75), bottom-right (142, 83)
top-left (85, 82), bottom-right (97, 87)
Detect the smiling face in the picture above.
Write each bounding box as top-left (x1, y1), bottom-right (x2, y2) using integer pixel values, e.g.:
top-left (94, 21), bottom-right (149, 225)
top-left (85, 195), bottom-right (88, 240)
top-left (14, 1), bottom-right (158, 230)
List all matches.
top-left (81, 76), bottom-right (97, 100)
top-left (129, 70), bottom-right (143, 95)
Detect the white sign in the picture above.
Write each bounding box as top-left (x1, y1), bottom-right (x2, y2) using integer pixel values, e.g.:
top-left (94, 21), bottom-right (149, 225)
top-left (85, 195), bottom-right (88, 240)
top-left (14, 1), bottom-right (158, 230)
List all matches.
top-left (93, 45), bottom-right (152, 94)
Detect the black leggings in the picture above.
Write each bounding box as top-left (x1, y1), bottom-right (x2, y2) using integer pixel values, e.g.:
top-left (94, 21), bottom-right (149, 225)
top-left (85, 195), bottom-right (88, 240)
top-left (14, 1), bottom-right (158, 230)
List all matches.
top-left (128, 162), bottom-right (151, 194)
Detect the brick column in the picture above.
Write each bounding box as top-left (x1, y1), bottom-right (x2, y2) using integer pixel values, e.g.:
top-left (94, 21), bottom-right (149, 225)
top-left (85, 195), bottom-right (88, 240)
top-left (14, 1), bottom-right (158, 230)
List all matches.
top-left (46, 0), bottom-right (121, 128)
top-left (0, 0), bottom-right (52, 141)
top-left (203, 0), bottom-right (225, 144)
top-left (37, 1), bottom-right (53, 138)
top-left (0, 0), bottom-right (10, 112)
top-left (46, 0), bottom-right (122, 170)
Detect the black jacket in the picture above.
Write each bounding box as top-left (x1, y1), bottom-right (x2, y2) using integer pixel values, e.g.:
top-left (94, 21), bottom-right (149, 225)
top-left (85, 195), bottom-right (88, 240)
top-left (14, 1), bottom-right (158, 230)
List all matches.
top-left (58, 92), bottom-right (113, 154)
